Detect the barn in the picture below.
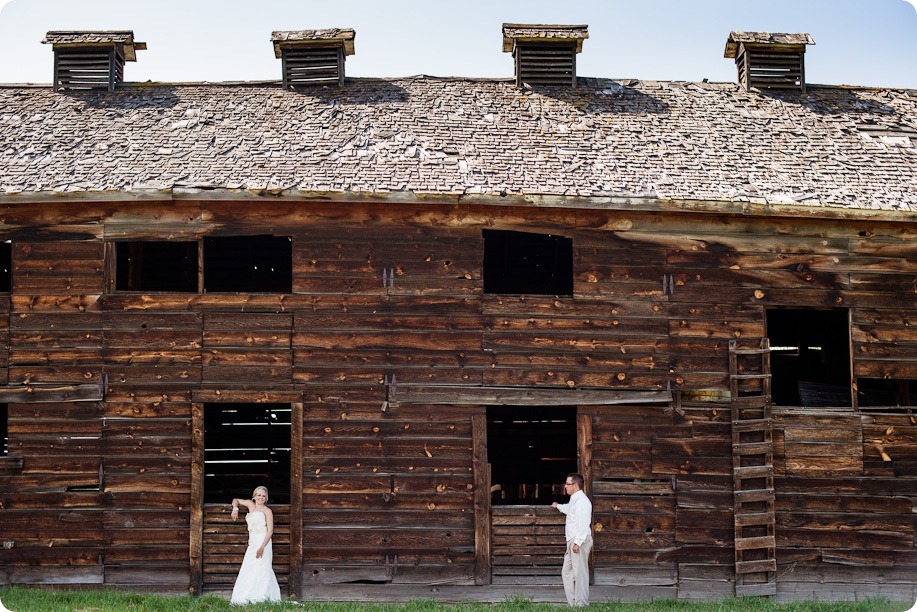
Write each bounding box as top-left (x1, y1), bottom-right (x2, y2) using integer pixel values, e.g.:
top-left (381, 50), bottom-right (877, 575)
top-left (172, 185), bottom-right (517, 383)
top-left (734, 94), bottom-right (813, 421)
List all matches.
top-left (0, 25), bottom-right (915, 602)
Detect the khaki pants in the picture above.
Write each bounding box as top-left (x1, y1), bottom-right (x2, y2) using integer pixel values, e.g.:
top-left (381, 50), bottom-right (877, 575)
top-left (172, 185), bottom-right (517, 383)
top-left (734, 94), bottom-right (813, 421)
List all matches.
top-left (562, 536), bottom-right (592, 606)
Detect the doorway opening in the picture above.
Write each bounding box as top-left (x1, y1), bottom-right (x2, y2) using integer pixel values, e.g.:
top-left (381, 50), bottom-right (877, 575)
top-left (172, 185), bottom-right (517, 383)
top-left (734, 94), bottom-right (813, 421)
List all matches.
top-left (202, 403), bottom-right (292, 595)
top-left (486, 406), bottom-right (577, 505)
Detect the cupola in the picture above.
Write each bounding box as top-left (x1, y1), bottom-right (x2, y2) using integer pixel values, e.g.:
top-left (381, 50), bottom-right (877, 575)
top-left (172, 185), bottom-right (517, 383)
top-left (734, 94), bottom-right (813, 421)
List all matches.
top-left (43, 30), bottom-right (146, 92)
top-left (724, 31), bottom-right (815, 93)
top-left (271, 29), bottom-right (356, 88)
top-left (502, 24), bottom-right (588, 87)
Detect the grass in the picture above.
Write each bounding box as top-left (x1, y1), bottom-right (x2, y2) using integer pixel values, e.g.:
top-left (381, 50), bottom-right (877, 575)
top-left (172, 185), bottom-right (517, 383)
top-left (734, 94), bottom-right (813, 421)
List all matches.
top-left (0, 588), bottom-right (911, 612)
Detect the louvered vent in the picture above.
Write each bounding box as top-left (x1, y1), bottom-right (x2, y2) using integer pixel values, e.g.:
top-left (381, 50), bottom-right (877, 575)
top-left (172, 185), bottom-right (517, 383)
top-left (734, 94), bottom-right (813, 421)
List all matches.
top-left (724, 32), bottom-right (814, 93)
top-left (43, 31), bottom-right (145, 92)
top-left (502, 24), bottom-right (588, 88)
top-left (272, 29), bottom-right (355, 89)
top-left (515, 43), bottom-right (577, 87)
top-left (281, 46), bottom-right (344, 86)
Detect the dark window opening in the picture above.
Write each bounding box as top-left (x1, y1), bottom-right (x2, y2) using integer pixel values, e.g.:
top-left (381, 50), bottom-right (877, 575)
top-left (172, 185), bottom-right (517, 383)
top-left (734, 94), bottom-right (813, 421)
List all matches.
top-left (204, 403), bottom-right (291, 504)
top-left (487, 406), bottom-right (577, 505)
top-left (1, 404), bottom-right (7, 456)
top-left (0, 241), bottom-right (10, 292)
top-left (204, 235), bottom-right (292, 293)
top-left (857, 378), bottom-right (916, 409)
top-left (115, 241), bottom-right (198, 292)
top-left (483, 229), bottom-right (573, 295)
top-left (767, 308), bottom-right (851, 407)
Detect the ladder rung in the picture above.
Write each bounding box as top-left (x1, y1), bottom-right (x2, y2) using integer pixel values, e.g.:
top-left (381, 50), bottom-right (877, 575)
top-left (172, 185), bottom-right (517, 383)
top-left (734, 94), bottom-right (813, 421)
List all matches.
top-left (733, 442), bottom-right (772, 455)
top-left (731, 418), bottom-right (772, 432)
top-left (734, 488), bottom-right (775, 503)
top-left (731, 374), bottom-right (772, 380)
top-left (734, 465), bottom-right (773, 479)
top-left (731, 348), bottom-right (771, 355)
top-left (736, 559), bottom-right (777, 574)
top-left (736, 581), bottom-right (777, 597)
top-left (735, 535), bottom-right (776, 551)
top-left (731, 396), bottom-right (771, 408)
top-left (735, 511), bottom-right (775, 527)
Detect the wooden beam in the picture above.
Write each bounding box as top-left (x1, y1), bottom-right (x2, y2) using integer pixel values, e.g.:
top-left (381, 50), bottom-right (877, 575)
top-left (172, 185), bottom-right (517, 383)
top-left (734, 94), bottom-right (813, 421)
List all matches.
top-left (472, 413), bottom-right (491, 585)
top-left (0, 384), bottom-right (102, 403)
top-left (189, 402), bottom-right (204, 596)
top-left (391, 386), bottom-right (672, 406)
top-left (289, 401), bottom-right (304, 600)
top-left (577, 412), bottom-right (594, 584)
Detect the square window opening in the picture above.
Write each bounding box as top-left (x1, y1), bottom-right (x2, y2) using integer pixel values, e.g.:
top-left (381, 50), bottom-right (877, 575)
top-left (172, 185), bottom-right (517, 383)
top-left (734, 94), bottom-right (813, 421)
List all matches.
top-left (115, 241), bottom-right (199, 292)
top-left (487, 406), bottom-right (577, 505)
top-left (1, 404), bottom-right (7, 456)
top-left (483, 229), bottom-right (573, 296)
top-left (857, 378), bottom-right (916, 410)
top-left (766, 308), bottom-right (851, 407)
top-left (0, 240), bottom-right (10, 293)
top-left (204, 235), bottom-right (292, 293)
top-left (204, 403), bottom-right (291, 504)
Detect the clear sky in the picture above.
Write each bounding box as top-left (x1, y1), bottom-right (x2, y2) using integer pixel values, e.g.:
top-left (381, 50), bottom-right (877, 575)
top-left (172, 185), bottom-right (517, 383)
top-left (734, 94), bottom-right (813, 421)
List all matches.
top-left (1, 0), bottom-right (915, 88)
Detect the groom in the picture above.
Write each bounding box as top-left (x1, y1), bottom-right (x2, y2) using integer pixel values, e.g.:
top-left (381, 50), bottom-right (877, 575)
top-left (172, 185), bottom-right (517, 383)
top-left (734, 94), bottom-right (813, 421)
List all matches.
top-left (551, 473), bottom-right (593, 607)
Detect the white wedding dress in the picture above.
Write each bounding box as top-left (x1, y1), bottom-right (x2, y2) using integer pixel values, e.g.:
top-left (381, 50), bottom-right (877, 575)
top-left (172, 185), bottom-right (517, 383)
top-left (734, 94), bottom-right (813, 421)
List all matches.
top-left (230, 511), bottom-right (282, 605)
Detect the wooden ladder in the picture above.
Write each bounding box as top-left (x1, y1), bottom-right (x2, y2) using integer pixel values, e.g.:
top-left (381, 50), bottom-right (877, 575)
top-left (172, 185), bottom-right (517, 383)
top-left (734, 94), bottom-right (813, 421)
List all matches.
top-left (729, 338), bottom-right (777, 597)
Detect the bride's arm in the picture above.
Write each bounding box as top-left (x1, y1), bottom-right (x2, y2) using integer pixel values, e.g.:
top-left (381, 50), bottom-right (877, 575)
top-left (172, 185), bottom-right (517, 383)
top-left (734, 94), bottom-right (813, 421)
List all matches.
top-left (230, 497), bottom-right (255, 519)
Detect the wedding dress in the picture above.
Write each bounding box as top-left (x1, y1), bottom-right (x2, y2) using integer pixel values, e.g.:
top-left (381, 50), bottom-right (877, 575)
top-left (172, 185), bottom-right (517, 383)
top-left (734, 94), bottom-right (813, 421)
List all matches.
top-left (229, 511), bottom-right (281, 605)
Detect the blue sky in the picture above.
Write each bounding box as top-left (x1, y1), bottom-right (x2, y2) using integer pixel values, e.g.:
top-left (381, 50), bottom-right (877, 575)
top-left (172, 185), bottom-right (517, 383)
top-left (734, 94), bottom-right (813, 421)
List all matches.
top-left (1, 0), bottom-right (915, 88)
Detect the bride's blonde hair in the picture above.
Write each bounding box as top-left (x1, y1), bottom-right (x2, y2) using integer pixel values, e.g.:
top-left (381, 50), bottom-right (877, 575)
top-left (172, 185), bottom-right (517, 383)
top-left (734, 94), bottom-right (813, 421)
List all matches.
top-left (252, 486), bottom-right (269, 501)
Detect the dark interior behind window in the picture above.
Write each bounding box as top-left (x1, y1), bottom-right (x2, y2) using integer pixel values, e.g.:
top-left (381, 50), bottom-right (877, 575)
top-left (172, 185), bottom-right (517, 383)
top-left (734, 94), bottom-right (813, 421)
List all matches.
top-left (767, 308), bottom-right (851, 406)
top-left (115, 241), bottom-right (198, 292)
top-left (204, 403), bottom-right (291, 504)
top-left (1, 404), bottom-right (8, 456)
top-left (857, 378), bottom-right (916, 408)
top-left (0, 241), bottom-right (11, 292)
top-left (487, 406), bottom-right (577, 505)
top-left (483, 229), bottom-right (573, 295)
top-left (204, 235), bottom-right (292, 293)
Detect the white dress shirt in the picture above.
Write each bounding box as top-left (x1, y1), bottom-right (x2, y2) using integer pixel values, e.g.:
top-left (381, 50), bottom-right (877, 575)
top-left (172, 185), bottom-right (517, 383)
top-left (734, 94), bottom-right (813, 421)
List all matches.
top-left (556, 489), bottom-right (592, 545)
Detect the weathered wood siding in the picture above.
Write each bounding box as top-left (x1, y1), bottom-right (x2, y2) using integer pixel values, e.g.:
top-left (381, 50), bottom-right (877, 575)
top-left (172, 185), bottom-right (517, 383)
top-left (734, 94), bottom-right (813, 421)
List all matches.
top-left (0, 199), bottom-right (914, 602)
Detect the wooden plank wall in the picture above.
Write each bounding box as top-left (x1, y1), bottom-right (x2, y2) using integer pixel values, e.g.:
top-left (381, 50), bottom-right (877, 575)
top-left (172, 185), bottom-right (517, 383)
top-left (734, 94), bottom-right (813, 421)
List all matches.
top-left (0, 199), bottom-right (914, 602)
top-left (299, 398), bottom-right (476, 590)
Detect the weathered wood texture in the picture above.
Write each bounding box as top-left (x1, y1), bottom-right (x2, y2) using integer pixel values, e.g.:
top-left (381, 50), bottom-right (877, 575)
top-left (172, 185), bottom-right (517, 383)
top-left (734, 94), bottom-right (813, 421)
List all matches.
top-left (491, 506), bottom-right (565, 585)
top-left (298, 401), bottom-right (477, 589)
top-left (201, 504), bottom-right (290, 593)
top-left (0, 200), bottom-right (914, 601)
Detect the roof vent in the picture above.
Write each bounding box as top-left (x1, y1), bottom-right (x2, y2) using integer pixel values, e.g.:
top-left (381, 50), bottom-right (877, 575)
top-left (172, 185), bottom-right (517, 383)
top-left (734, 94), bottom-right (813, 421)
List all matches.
top-left (43, 31), bottom-right (146, 92)
top-left (271, 29), bottom-right (355, 88)
top-left (502, 24), bottom-right (588, 87)
top-left (724, 32), bottom-right (814, 92)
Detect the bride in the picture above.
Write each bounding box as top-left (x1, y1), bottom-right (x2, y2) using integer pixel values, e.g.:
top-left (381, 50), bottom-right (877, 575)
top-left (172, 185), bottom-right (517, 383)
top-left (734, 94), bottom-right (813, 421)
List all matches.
top-left (229, 486), bottom-right (282, 605)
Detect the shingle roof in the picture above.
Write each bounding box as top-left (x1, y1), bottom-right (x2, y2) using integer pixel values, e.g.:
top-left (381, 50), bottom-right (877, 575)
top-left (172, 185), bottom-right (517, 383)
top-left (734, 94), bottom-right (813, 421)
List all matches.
top-left (724, 31), bottom-right (814, 58)
top-left (42, 31), bottom-right (138, 46)
top-left (0, 77), bottom-right (915, 214)
top-left (502, 24), bottom-right (589, 53)
top-left (271, 29), bottom-right (356, 57)
top-left (42, 31), bottom-right (147, 61)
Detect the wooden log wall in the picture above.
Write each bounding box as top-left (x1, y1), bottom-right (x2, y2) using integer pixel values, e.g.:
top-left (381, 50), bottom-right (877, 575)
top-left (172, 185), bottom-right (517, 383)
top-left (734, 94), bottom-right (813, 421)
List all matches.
top-left (299, 398), bottom-right (476, 589)
top-left (0, 199), bottom-right (914, 602)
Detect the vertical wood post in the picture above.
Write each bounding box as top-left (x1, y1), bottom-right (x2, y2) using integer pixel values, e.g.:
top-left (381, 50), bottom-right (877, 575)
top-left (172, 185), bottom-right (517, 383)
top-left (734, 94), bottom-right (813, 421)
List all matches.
top-left (337, 48), bottom-right (345, 87)
top-left (108, 48), bottom-right (116, 92)
top-left (189, 402), bottom-right (204, 596)
top-left (472, 412), bottom-right (491, 585)
top-left (577, 411), bottom-right (594, 584)
top-left (197, 238), bottom-right (205, 294)
top-left (289, 401), bottom-right (304, 600)
top-left (577, 412), bottom-right (593, 499)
